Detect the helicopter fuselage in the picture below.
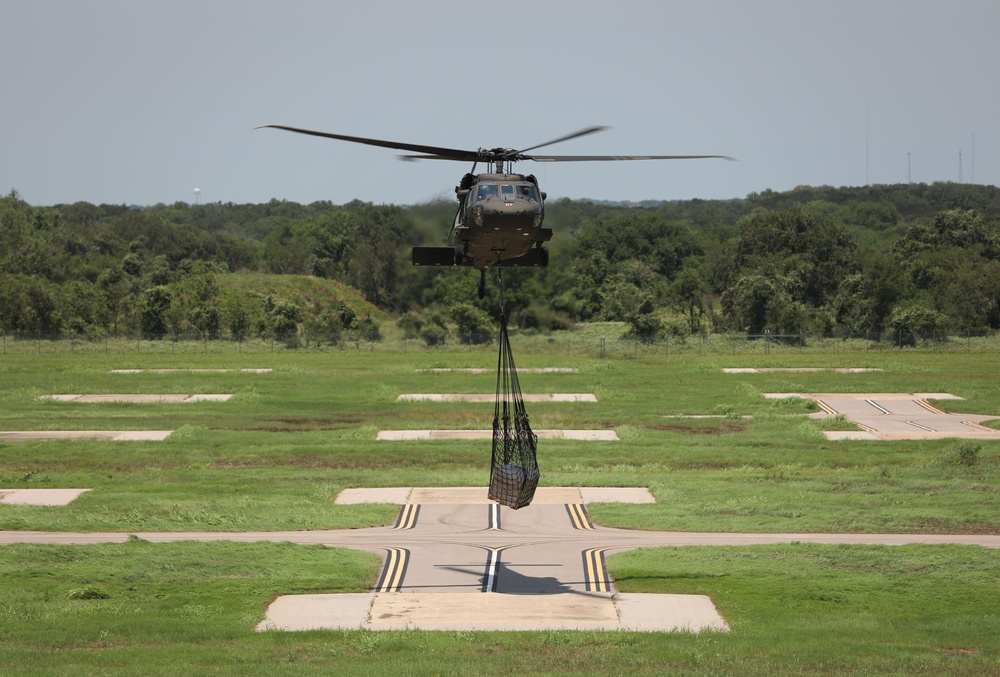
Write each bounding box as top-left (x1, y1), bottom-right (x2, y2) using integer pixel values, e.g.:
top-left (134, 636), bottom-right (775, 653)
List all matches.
top-left (453, 173), bottom-right (551, 270)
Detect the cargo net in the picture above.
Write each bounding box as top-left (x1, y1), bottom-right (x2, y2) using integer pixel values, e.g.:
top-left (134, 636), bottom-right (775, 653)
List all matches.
top-left (488, 306), bottom-right (539, 509)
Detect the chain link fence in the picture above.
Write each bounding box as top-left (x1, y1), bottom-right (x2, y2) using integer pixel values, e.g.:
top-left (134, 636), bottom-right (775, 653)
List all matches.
top-left (2, 329), bottom-right (998, 358)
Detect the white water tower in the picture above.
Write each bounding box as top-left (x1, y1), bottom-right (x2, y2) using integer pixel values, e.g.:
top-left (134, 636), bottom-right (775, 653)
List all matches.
top-left (194, 187), bottom-right (201, 205)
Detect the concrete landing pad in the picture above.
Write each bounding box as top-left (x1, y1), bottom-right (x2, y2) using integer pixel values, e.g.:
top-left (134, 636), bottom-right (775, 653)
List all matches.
top-left (824, 431), bottom-right (880, 441)
top-left (40, 394), bottom-right (232, 403)
top-left (335, 487), bottom-right (655, 505)
top-left (0, 489), bottom-right (92, 505)
top-left (398, 393), bottom-right (596, 402)
top-left (0, 430), bottom-right (172, 441)
top-left (766, 392), bottom-right (1000, 440)
top-left (418, 368), bottom-right (578, 374)
top-left (109, 368), bottom-right (271, 373)
top-left (377, 429), bottom-right (619, 441)
top-left (725, 367), bottom-right (881, 373)
top-left (258, 591), bottom-right (728, 633)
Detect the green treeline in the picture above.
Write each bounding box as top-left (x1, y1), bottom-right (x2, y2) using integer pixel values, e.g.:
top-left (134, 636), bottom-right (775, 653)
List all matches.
top-left (2, 182), bottom-right (999, 340)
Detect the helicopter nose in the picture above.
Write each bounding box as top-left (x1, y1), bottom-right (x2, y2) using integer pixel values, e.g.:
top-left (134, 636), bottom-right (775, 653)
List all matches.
top-left (476, 200), bottom-right (542, 231)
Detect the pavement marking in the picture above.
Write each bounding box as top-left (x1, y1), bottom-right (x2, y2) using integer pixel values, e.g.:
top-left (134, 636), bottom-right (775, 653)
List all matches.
top-left (392, 504), bottom-right (420, 530)
top-left (583, 548), bottom-right (612, 593)
top-left (566, 503), bottom-right (594, 530)
top-left (375, 548), bottom-right (410, 593)
top-left (397, 393), bottom-right (597, 402)
top-left (482, 547), bottom-right (505, 592)
top-left (916, 399), bottom-right (948, 415)
top-left (0, 430), bottom-right (172, 442)
top-left (376, 429), bottom-right (619, 441)
top-left (487, 503), bottom-right (501, 531)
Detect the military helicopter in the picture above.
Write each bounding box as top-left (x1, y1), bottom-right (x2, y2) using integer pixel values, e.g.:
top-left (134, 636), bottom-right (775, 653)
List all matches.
top-left (260, 124), bottom-right (732, 297)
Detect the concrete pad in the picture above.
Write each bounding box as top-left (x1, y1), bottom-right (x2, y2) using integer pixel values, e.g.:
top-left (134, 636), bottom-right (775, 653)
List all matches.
top-left (39, 394), bottom-right (232, 403)
top-left (332, 487), bottom-right (657, 505)
top-left (259, 592), bottom-right (728, 632)
top-left (0, 430), bottom-right (171, 441)
top-left (407, 487), bottom-right (584, 505)
top-left (824, 431), bottom-right (879, 441)
top-left (662, 414), bottom-right (753, 419)
top-left (615, 593), bottom-right (729, 632)
top-left (256, 592), bottom-right (375, 631)
top-left (418, 368), bottom-right (578, 374)
top-left (767, 392), bottom-right (999, 441)
top-left (0, 489), bottom-right (92, 506)
top-left (368, 592), bottom-right (620, 630)
top-left (112, 431), bottom-right (173, 441)
top-left (376, 429), bottom-right (619, 441)
top-left (109, 368), bottom-right (271, 373)
top-left (580, 487), bottom-right (656, 504)
top-left (397, 393), bottom-right (597, 402)
top-left (724, 368), bottom-right (881, 373)
top-left (766, 392), bottom-right (964, 401)
top-left (334, 488), bottom-right (413, 505)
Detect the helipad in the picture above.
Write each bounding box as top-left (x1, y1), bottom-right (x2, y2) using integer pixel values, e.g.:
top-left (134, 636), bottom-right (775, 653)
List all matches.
top-left (0, 431), bottom-right (173, 441)
top-left (766, 393), bottom-right (1000, 440)
top-left (725, 368), bottom-right (881, 373)
top-left (377, 429), bottom-right (619, 441)
top-left (258, 591), bottom-right (727, 633)
top-left (257, 487), bottom-right (728, 633)
top-left (397, 393), bottom-right (596, 402)
top-left (0, 489), bottom-right (92, 506)
top-left (417, 368), bottom-right (577, 374)
top-left (39, 394), bottom-right (232, 403)
top-left (334, 486), bottom-right (656, 505)
top-left (109, 368), bottom-right (271, 374)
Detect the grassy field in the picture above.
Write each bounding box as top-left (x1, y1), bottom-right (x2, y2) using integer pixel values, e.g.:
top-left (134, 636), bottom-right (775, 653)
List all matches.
top-left (1, 348), bottom-right (998, 675)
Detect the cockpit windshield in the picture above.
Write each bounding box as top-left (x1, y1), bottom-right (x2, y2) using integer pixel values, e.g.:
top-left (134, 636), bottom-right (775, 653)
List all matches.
top-left (475, 182), bottom-right (539, 202)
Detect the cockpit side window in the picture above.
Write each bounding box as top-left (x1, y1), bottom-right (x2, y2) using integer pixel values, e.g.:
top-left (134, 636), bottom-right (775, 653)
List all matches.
top-left (518, 184), bottom-right (539, 202)
top-left (477, 184), bottom-right (498, 201)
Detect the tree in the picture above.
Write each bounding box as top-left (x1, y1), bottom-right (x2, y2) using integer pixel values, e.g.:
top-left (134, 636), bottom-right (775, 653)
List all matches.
top-left (139, 286), bottom-right (172, 339)
top-left (726, 208), bottom-right (858, 307)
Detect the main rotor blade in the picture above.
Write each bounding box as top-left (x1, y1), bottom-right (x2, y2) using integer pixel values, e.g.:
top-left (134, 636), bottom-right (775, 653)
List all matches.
top-left (526, 154), bottom-right (737, 162)
top-left (258, 124), bottom-right (479, 161)
top-left (514, 126), bottom-right (610, 155)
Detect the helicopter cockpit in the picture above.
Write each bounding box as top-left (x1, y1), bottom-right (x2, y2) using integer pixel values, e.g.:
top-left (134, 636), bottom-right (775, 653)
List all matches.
top-left (475, 182), bottom-right (540, 203)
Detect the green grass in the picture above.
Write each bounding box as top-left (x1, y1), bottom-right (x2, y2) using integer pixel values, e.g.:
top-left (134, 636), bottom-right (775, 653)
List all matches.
top-left (1, 348), bottom-right (999, 674)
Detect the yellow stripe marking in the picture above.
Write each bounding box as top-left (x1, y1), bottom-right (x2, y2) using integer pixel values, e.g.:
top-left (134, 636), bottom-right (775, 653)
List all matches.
top-left (392, 504), bottom-right (419, 530)
top-left (915, 399), bottom-right (948, 415)
top-left (815, 399), bottom-right (838, 416)
top-left (583, 547), bottom-right (611, 592)
top-left (962, 421), bottom-right (1000, 432)
top-left (375, 548), bottom-right (409, 592)
top-left (566, 503), bottom-right (594, 530)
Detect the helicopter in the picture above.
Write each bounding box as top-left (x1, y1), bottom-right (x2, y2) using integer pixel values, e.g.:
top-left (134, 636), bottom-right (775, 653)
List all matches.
top-left (260, 124), bottom-right (733, 298)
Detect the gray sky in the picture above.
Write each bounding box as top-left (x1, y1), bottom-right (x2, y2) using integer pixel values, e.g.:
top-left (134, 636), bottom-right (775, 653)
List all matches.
top-left (3, 0), bottom-right (997, 206)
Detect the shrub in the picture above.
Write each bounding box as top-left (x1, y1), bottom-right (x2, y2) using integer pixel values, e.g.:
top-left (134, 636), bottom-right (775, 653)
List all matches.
top-left (942, 440), bottom-right (980, 467)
